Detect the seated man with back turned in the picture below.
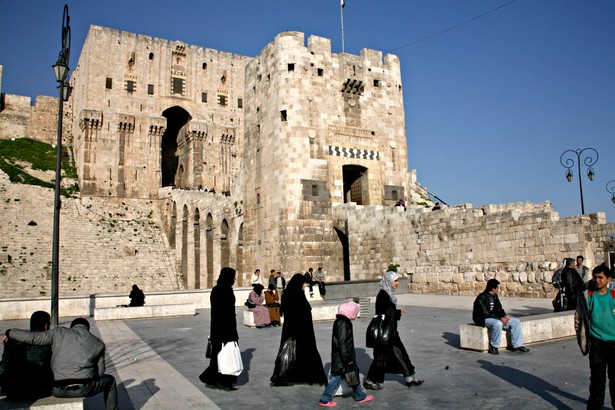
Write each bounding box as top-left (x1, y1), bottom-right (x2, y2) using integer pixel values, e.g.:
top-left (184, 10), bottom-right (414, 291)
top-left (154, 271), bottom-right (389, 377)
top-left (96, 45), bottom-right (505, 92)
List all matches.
top-left (472, 279), bottom-right (530, 355)
top-left (0, 311), bottom-right (53, 400)
top-left (4, 317), bottom-right (118, 410)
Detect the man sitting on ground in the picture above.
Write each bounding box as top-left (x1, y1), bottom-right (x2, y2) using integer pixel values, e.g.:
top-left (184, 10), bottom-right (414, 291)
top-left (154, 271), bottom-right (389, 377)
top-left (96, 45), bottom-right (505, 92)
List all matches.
top-left (0, 311), bottom-right (53, 400)
top-left (472, 279), bottom-right (530, 355)
top-left (4, 317), bottom-right (118, 410)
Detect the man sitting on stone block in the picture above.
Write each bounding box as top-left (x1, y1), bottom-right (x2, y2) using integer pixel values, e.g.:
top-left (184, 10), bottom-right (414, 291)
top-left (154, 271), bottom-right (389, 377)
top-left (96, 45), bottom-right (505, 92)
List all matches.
top-left (0, 311), bottom-right (53, 400)
top-left (472, 279), bottom-right (530, 355)
top-left (4, 317), bottom-right (118, 410)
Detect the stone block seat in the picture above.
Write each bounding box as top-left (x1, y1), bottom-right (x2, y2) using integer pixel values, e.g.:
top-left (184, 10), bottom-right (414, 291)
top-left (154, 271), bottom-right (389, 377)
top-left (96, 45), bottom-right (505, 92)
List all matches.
top-left (459, 311), bottom-right (575, 351)
top-left (0, 395), bottom-right (84, 410)
top-left (94, 304), bottom-right (196, 321)
top-left (243, 299), bottom-right (353, 328)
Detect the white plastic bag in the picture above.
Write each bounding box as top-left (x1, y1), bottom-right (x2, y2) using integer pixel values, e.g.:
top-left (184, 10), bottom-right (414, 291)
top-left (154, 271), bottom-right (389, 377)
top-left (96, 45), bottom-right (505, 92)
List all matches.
top-left (329, 369), bottom-right (364, 396)
top-left (217, 341), bottom-right (243, 376)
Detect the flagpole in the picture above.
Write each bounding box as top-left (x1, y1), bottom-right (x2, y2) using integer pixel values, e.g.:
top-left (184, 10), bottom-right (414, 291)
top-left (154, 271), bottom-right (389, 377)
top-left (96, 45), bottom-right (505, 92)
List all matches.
top-left (340, 0), bottom-right (345, 52)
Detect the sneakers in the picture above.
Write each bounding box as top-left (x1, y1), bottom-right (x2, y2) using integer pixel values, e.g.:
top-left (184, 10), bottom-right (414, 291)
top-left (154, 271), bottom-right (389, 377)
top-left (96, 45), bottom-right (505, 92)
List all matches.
top-left (319, 401), bottom-right (337, 407)
top-left (513, 346), bottom-right (530, 353)
top-left (488, 344), bottom-right (499, 355)
top-left (358, 395), bottom-right (374, 403)
top-left (363, 379), bottom-right (383, 390)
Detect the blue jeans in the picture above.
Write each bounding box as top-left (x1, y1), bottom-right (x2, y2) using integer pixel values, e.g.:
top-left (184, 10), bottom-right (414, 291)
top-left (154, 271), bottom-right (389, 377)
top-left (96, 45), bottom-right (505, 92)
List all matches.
top-left (484, 317), bottom-right (524, 348)
top-left (320, 374), bottom-right (367, 403)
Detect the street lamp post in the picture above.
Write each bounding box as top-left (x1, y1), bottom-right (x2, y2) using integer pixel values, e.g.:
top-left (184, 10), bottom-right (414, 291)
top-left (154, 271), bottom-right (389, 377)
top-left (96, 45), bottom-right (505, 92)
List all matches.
top-left (559, 148), bottom-right (598, 215)
top-left (607, 180), bottom-right (615, 205)
top-left (50, 4), bottom-right (71, 326)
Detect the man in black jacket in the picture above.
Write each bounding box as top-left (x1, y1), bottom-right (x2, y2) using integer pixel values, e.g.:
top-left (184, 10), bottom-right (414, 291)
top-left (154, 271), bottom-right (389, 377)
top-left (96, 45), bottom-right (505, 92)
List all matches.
top-left (473, 279), bottom-right (530, 355)
top-left (0, 311), bottom-right (53, 400)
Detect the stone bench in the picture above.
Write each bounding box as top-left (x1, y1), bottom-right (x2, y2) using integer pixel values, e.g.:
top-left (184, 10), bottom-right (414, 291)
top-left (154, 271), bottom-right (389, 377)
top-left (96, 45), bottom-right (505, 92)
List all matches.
top-left (0, 396), bottom-right (84, 410)
top-left (243, 302), bottom-right (358, 327)
top-left (94, 304), bottom-right (196, 321)
top-left (459, 311), bottom-right (575, 351)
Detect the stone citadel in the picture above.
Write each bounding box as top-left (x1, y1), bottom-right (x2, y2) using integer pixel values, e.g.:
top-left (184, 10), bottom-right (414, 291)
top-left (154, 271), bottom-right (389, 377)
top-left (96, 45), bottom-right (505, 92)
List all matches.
top-left (0, 26), bottom-right (614, 298)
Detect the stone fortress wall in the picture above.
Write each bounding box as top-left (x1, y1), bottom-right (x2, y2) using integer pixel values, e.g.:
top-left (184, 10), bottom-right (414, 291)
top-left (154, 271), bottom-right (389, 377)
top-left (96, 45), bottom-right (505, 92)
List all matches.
top-left (1, 26), bottom-right (614, 299)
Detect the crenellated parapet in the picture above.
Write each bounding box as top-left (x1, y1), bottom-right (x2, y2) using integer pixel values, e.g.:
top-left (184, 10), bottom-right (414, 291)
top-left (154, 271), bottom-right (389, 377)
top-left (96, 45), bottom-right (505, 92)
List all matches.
top-left (79, 109), bottom-right (103, 131)
top-left (118, 114), bottom-right (135, 133)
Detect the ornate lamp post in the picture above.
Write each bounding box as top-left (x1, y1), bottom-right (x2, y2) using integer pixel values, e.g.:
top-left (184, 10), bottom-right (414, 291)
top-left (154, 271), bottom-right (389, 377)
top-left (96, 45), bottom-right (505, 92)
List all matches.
top-left (559, 148), bottom-right (598, 215)
top-left (607, 180), bottom-right (615, 204)
top-left (50, 4), bottom-right (71, 326)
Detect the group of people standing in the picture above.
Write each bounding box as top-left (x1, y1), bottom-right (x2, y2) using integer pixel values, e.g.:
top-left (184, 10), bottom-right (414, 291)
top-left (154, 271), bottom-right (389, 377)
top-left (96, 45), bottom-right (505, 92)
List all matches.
top-left (552, 255), bottom-right (590, 312)
top-left (199, 268), bottom-right (422, 407)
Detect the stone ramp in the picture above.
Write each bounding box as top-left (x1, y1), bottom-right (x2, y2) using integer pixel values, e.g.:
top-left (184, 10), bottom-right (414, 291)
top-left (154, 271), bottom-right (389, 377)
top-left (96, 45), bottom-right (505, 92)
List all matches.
top-left (96, 320), bottom-right (219, 409)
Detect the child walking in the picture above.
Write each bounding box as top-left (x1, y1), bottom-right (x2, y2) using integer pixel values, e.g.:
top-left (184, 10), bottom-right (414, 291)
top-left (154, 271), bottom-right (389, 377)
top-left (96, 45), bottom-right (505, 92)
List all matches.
top-left (318, 301), bottom-right (374, 407)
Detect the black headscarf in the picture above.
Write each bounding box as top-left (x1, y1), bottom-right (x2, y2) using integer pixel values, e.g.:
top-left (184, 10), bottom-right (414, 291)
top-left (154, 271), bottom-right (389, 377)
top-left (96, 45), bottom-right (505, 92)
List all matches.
top-left (252, 283), bottom-right (265, 296)
top-left (217, 267), bottom-right (236, 287)
top-left (281, 273), bottom-right (307, 316)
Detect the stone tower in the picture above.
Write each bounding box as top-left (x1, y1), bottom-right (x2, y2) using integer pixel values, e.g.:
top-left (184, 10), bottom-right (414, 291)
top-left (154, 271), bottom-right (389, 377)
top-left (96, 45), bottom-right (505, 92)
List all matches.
top-left (71, 25), bottom-right (250, 198)
top-left (241, 32), bottom-right (410, 278)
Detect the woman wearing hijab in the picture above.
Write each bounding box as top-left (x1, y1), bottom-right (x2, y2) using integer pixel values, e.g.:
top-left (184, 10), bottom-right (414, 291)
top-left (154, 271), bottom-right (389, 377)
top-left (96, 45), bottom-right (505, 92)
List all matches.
top-left (264, 283), bottom-right (281, 326)
top-left (199, 267), bottom-right (240, 391)
top-left (249, 283), bottom-right (271, 328)
top-left (270, 273), bottom-right (327, 386)
top-left (364, 271), bottom-right (423, 390)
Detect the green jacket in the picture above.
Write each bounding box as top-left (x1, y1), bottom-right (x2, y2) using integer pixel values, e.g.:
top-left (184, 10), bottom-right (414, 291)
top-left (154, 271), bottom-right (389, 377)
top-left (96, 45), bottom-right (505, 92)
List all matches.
top-left (575, 288), bottom-right (615, 356)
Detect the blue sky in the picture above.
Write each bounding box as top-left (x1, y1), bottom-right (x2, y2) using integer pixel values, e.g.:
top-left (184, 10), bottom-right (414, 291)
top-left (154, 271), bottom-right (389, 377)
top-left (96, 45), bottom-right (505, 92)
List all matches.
top-left (1, 0), bottom-right (614, 222)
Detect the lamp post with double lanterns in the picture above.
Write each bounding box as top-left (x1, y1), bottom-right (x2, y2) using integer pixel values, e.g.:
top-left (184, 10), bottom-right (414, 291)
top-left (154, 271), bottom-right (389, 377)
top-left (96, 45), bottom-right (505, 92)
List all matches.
top-left (50, 4), bottom-right (72, 326)
top-left (559, 148), bottom-right (598, 216)
top-left (607, 180), bottom-right (615, 205)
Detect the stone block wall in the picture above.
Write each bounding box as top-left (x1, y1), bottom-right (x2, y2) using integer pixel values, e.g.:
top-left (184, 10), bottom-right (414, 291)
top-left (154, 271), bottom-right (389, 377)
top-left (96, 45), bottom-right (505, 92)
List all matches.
top-left (335, 201), bottom-right (615, 297)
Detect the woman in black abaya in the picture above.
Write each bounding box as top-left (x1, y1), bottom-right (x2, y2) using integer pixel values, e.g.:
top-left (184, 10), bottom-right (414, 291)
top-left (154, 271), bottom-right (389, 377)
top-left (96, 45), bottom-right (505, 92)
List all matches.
top-left (199, 267), bottom-right (240, 391)
top-left (270, 273), bottom-right (326, 386)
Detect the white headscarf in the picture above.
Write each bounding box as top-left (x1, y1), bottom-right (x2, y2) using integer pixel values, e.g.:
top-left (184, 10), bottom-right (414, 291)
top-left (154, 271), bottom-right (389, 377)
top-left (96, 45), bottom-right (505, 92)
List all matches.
top-left (381, 271), bottom-right (399, 304)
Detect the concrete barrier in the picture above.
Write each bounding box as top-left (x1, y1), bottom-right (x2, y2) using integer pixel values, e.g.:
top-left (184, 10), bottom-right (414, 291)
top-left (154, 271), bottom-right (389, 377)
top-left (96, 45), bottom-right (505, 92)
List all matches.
top-left (242, 301), bottom-right (360, 327)
top-left (459, 311), bottom-right (575, 351)
top-left (94, 304), bottom-right (196, 321)
top-left (0, 396), bottom-right (84, 410)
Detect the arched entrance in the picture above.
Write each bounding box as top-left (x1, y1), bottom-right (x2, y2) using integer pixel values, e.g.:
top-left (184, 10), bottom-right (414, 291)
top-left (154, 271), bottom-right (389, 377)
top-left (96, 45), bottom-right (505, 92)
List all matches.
top-left (221, 219), bottom-right (230, 268)
top-left (343, 165), bottom-right (368, 205)
top-left (206, 213), bottom-right (214, 287)
top-left (161, 106), bottom-right (191, 187)
top-left (334, 227), bottom-right (350, 281)
top-left (194, 208), bottom-right (201, 289)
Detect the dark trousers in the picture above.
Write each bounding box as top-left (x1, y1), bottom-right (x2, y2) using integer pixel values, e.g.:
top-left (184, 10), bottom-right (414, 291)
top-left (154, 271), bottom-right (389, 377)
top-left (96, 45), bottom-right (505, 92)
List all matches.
top-left (53, 375), bottom-right (118, 410)
top-left (588, 337), bottom-right (615, 410)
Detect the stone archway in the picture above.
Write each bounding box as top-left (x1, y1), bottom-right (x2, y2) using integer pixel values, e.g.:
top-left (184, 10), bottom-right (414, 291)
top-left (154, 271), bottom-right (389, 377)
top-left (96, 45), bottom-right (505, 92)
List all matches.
top-left (161, 106), bottom-right (191, 187)
top-left (206, 213), bottom-right (214, 288)
top-left (221, 219), bottom-right (230, 268)
top-left (194, 208), bottom-right (201, 289)
top-left (343, 164), bottom-right (368, 205)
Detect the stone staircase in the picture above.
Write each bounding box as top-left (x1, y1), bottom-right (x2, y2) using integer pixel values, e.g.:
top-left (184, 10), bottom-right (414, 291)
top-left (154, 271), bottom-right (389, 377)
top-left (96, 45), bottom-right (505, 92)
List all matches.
top-left (0, 171), bottom-right (179, 298)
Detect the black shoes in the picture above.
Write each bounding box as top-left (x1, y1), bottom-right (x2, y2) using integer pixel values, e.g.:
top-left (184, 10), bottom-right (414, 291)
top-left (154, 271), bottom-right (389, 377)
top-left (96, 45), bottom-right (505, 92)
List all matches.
top-left (216, 383), bottom-right (238, 391)
top-left (488, 344), bottom-right (499, 355)
top-left (513, 346), bottom-right (530, 353)
top-left (405, 380), bottom-right (424, 387)
top-left (364, 379), bottom-right (383, 390)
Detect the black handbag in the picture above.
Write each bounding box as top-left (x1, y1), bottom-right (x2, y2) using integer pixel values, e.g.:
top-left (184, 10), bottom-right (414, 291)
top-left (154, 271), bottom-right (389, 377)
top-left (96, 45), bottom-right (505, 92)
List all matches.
top-left (205, 336), bottom-right (212, 359)
top-left (343, 363), bottom-right (360, 387)
top-left (271, 338), bottom-right (297, 382)
top-left (366, 314), bottom-right (395, 348)
top-left (244, 298), bottom-right (256, 309)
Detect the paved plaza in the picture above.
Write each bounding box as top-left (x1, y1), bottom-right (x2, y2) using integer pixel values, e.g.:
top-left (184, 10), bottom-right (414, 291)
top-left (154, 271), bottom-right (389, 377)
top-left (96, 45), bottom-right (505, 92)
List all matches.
top-left (0, 294), bottom-right (607, 409)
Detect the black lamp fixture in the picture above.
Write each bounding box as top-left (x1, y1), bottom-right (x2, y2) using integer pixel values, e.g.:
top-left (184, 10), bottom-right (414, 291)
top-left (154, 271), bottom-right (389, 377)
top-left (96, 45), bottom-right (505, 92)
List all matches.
top-left (559, 147), bottom-right (599, 215)
top-left (50, 4), bottom-right (71, 327)
top-left (607, 180), bottom-right (615, 204)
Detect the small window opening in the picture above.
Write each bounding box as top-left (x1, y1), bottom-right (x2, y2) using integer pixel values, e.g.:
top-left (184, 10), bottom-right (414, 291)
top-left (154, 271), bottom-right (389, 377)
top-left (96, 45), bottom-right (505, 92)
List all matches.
top-left (202, 62), bottom-right (207, 70)
top-left (148, 53), bottom-right (154, 60)
top-left (147, 84), bottom-right (154, 95)
top-left (312, 184), bottom-right (318, 196)
top-left (105, 78), bottom-right (112, 89)
top-left (218, 95), bottom-right (227, 107)
top-left (202, 92), bottom-right (207, 103)
top-left (126, 80), bottom-right (136, 93)
top-left (374, 79), bottom-right (380, 87)
top-left (288, 63), bottom-right (295, 72)
top-left (317, 68), bottom-right (324, 77)
top-left (280, 110), bottom-right (287, 122)
top-left (237, 98), bottom-right (243, 109)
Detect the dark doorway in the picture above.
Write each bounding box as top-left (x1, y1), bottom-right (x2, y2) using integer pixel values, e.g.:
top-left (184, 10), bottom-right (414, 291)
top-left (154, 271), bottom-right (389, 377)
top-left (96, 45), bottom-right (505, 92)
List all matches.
top-left (161, 106), bottom-right (191, 187)
top-left (343, 165), bottom-right (368, 205)
top-left (334, 227), bottom-right (350, 281)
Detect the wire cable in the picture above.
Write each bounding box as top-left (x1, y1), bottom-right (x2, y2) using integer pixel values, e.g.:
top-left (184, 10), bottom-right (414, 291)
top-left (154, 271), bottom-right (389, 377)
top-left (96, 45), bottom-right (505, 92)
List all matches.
top-left (386, 0), bottom-right (519, 53)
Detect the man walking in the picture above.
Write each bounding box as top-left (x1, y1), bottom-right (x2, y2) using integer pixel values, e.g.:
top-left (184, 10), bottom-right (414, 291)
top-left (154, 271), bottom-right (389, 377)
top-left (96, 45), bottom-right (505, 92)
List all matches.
top-left (472, 279), bottom-right (530, 355)
top-left (576, 255), bottom-right (590, 284)
top-left (5, 317), bottom-right (118, 410)
top-left (575, 264), bottom-right (615, 409)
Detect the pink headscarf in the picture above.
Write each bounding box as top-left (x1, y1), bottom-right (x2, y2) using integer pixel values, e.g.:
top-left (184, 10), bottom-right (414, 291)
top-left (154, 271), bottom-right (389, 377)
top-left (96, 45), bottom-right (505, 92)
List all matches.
top-left (338, 301), bottom-right (360, 320)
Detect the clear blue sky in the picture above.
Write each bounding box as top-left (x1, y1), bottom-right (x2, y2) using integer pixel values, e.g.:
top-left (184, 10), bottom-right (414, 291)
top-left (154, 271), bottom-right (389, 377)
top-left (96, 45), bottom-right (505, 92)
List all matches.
top-left (1, 0), bottom-right (614, 222)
